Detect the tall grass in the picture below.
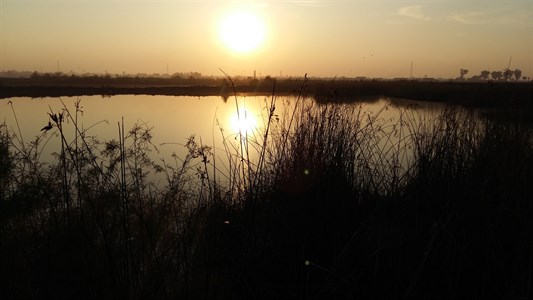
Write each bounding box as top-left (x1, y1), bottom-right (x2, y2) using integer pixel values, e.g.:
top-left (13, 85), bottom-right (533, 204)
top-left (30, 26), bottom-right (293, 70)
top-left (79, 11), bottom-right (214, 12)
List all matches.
top-left (1, 88), bottom-right (532, 299)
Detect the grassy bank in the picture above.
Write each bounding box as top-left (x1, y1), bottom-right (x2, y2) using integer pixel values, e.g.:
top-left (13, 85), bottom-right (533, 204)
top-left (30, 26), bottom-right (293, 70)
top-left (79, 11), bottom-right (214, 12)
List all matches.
top-left (1, 92), bottom-right (532, 299)
top-left (2, 76), bottom-right (532, 110)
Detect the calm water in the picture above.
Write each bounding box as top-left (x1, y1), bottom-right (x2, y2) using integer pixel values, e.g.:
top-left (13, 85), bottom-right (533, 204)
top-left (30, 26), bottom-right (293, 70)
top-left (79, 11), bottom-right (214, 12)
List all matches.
top-left (1, 95), bottom-right (451, 184)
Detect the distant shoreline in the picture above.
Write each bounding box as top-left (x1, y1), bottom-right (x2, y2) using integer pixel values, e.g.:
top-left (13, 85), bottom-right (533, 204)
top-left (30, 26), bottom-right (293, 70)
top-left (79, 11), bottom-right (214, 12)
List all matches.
top-left (1, 78), bottom-right (531, 108)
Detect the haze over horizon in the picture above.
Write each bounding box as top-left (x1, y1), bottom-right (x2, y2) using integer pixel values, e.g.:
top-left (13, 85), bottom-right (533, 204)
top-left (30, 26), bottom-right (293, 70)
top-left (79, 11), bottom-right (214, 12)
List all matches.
top-left (1, 0), bottom-right (532, 79)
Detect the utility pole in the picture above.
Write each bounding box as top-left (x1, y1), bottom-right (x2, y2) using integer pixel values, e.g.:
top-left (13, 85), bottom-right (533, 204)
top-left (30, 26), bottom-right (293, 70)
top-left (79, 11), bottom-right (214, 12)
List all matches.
top-left (410, 61), bottom-right (413, 78)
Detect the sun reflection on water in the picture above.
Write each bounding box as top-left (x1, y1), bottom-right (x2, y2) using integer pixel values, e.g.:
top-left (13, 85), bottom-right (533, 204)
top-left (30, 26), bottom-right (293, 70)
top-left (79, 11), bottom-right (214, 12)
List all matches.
top-left (229, 107), bottom-right (258, 134)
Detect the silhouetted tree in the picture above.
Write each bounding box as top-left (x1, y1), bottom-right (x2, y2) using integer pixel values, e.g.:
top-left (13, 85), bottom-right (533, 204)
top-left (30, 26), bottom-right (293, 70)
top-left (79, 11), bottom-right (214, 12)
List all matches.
top-left (480, 70), bottom-right (490, 80)
top-left (513, 69), bottom-right (522, 81)
top-left (503, 68), bottom-right (513, 81)
top-left (30, 71), bottom-right (40, 79)
top-left (459, 68), bottom-right (469, 80)
top-left (491, 71), bottom-right (503, 81)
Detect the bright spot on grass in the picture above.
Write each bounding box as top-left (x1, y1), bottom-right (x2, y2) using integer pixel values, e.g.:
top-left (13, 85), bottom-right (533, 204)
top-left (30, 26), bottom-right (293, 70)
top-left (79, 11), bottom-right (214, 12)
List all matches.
top-left (304, 169), bottom-right (310, 175)
top-left (305, 260), bottom-right (310, 266)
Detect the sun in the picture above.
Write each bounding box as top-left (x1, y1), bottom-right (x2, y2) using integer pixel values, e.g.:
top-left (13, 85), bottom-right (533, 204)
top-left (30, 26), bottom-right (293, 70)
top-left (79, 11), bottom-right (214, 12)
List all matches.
top-left (219, 11), bottom-right (266, 53)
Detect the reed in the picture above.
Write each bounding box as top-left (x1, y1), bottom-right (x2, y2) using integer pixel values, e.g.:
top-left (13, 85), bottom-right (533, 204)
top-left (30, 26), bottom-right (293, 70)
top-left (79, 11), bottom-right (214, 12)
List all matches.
top-left (1, 86), bottom-right (532, 299)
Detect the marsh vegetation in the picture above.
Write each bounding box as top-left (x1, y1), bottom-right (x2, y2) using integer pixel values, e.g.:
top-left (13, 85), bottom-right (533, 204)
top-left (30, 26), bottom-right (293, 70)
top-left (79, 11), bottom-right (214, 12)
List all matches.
top-left (1, 85), bottom-right (532, 299)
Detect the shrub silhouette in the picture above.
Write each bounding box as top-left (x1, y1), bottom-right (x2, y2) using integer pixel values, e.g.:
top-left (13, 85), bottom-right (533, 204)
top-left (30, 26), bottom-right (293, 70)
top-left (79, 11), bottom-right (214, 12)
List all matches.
top-left (1, 92), bottom-right (532, 299)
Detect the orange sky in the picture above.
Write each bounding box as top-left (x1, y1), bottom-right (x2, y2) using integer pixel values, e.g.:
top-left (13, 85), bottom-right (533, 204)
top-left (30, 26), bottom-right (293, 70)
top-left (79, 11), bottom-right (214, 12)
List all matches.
top-left (1, 0), bottom-right (531, 79)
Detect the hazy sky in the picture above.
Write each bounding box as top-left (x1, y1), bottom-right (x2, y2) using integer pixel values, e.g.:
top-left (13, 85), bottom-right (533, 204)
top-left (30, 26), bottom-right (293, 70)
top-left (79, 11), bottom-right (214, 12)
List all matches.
top-left (1, 0), bottom-right (531, 78)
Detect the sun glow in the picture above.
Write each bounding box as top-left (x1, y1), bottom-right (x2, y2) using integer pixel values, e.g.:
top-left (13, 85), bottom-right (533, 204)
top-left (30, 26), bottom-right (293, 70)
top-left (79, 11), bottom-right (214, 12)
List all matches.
top-left (219, 11), bottom-right (266, 53)
top-left (230, 108), bottom-right (258, 134)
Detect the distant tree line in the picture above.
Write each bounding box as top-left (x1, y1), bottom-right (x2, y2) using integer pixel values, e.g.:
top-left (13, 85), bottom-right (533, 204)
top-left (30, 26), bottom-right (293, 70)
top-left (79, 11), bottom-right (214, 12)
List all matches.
top-left (458, 68), bottom-right (529, 82)
top-left (15, 71), bottom-right (222, 87)
top-left (27, 71), bottom-right (205, 80)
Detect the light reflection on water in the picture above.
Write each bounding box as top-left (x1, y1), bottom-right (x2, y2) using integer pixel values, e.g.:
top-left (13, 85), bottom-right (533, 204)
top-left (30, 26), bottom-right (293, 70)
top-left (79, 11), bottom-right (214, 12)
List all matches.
top-left (1, 95), bottom-right (454, 186)
top-left (2, 95), bottom-right (257, 159)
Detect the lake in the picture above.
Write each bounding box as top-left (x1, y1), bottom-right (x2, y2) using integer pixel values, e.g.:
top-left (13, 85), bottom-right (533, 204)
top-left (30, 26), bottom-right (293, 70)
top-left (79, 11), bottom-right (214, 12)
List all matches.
top-left (1, 94), bottom-right (454, 187)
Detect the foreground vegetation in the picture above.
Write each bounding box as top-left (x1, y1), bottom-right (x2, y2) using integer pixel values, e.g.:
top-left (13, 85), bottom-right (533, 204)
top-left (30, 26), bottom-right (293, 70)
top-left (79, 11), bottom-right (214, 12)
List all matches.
top-left (1, 89), bottom-right (532, 299)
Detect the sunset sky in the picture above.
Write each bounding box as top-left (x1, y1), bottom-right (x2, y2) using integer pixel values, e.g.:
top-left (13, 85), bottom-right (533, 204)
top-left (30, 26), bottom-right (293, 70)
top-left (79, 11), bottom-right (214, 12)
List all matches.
top-left (1, 0), bottom-right (531, 79)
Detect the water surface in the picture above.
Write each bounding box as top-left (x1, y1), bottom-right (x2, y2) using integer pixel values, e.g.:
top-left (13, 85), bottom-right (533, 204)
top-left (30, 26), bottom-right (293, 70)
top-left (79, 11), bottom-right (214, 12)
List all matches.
top-left (1, 95), bottom-right (454, 185)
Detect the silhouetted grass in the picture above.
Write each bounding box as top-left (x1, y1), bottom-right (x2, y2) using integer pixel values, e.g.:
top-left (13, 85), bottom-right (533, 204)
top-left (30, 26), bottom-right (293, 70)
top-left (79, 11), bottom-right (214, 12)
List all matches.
top-left (1, 87), bottom-right (532, 299)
